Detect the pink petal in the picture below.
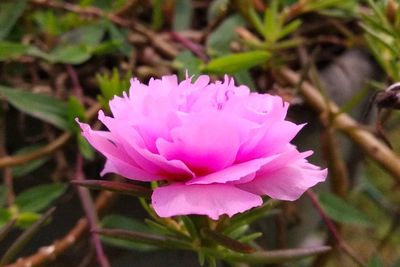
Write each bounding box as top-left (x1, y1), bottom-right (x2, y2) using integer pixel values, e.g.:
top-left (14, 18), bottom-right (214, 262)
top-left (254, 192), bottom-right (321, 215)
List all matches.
top-left (156, 111), bottom-right (242, 175)
top-left (187, 146), bottom-right (312, 185)
top-left (237, 121), bottom-right (304, 162)
top-left (77, 120), bottom-right (163, 181)
top-left (98, 112), bottom-right (194, 181)
top-left (152, 183), bottom-right (262, 220)
top-left (186, 155), bottom-right (278, 185)
top-left (238, 162), bottom-right (327, 201)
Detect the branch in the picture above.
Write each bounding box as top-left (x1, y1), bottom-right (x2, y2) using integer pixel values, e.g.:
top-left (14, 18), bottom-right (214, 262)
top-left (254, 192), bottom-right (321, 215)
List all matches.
top-left (7, 191), bottom-right (114, 267)
top-left (277, 67), bottom-right (400, 184)
top-left (0, 103), bottom-right (101, 169)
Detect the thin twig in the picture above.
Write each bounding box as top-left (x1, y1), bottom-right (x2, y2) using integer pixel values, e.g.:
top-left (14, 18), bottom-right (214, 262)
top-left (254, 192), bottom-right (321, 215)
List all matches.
top-left (0, 103), bottom-right (101, 169)
top-left (306, 191), bottom-right (366, 266)
top-left (170, 32), bottom-right (208, 62)
top-left (28, 0), bottom-right (179, 58)
top-left (7, 191), bottom-right (114, 267)
top-left (277, 67), bottom-right (400, 184)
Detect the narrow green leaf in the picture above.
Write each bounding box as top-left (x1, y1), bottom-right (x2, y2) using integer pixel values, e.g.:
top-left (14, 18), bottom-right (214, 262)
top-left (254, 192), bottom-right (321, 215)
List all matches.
top-left (319, 192), bottom-right (372, 226)
top-left (101, 215), bottom-right (157, 251)
top-left (71, 180), bottom-right (151, 198)
top-left (368, 254), bottom-right (384, 267)
top-left (173, 50), bottom-right (202, 78)
top-left (173, 0), bottom-right (193, 31)
top-left (201, 228), bottom-right (255, 253)
top-left (0, 0), bottom-right (27, 40)
top-left (0, 42), bottom-right (29, 61)
top-left (104, 21), bottom-right (133, 56)
top-left (181, 216), bottom-right (199, 240)
top-left (263, 0), bottom-right (280, 42)
top-left (96, 228), bottom-right (192, 250)
top-left (15, 184), bottom-right (67, 213)
top-left (202, 246), bottom-right (331, 264)
top-left (0, 85), bottom-right (69, 130)
top-left (67, 96), bottom-right (86, 133)
top-left (248, 6), bottom-right (265, 37)
top-left (0, 207), bottom-right (55, 265)
top-left (0, 208), bottom-right (12, 228)
top-left (206, 15), bottom-right (245, 56)
top-left (78, 135), bottom-right (95, 160)
top-left (48, 45), bottom-right (91, 64)
top-left (152, 0), bottom-right (164, 30)
top-left (224, 199), bottom-right (279, 234)
top-left (11, 144), bottom-right (50, 177)
top-left (16, 212), bottom-right (41, 229)
top-left (237, 232), bottom-right (263, 243)
top-left (278, 19), bottom-right (302, 40)
top-left (60, 24), bottom-right (105, 46)
top-left (203, 51), bottom-right (270, 74)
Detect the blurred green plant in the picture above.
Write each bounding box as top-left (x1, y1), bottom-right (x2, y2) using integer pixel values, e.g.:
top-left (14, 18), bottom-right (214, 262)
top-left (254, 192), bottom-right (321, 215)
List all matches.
top-left (361, 0), bottom-right (400, 81)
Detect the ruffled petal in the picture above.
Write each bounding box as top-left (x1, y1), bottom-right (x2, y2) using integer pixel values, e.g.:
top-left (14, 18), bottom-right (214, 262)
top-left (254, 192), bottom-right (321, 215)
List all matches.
top-left (237, 121), bottom-right (304, 162)
top-left (152, 183), bottom-right (262, 220)
top-left (77, 119), bottom-right (163, 181)
top-left (98, 111), bottom-right (194, 181)
top-left (156, 111), bottom-right (243, 175)
top-left (238, 161), bottom-right (327, 201)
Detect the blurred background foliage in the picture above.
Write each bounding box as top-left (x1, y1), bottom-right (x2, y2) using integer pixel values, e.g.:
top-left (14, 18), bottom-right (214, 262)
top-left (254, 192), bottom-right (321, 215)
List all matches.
top-left (0, 0), bottom-right (400, 266)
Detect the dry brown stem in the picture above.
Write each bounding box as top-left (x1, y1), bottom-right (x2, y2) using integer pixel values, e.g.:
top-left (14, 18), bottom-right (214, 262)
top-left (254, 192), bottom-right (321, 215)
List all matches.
top-left (278, 67), bottom-right (400, 184)
top-left (6, 191), bottom-right (114, 267)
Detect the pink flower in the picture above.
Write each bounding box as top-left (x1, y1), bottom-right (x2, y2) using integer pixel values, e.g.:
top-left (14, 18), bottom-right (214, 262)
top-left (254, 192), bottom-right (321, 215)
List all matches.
top-left (78, 75), bottom-right (327, 220)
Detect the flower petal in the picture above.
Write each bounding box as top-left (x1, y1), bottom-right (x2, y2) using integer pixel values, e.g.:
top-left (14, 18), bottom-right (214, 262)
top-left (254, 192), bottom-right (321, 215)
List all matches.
top-left (156, 111), bottom-right (242, 175)
top-left (98, 111), bottom-right (195, 181)
top-left (152, 183), bottom-right (262, 220)
top-left (238, 162), bottom-right (327, 201)
top-left (77, 120), bottom-right (163, 181)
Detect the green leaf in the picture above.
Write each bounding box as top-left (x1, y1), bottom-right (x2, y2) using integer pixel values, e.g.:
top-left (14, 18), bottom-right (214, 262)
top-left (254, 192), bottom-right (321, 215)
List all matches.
top-left (368, 254), bottom-right (384, 267)
top-left (173, 50), bottom-right (202, 78)
top-left (11, 144), bottom-right (50, 177)
top-left (0, 85), bottom-right (69, 130)
top-left (224, 199), bottom-right (279, 235)
top-left (48, 45), bottom-right (91, 64)
top-left (203, 51), bottom-right (270, 74)
top-left (67, 96), bottom-right (86, 133)
top-left (173, 0), bottom-right (193, 31)
top-left (0, 42), bottom-right (29, 61)
top-left (15, 183), bottom-right (67, 213)
top-left (104, 21), bottom-right (133, 56)
top-left (318, 192), bottom-right (372, 226)
top-left (152, 0), bottom-right (164, 30)
top-left (101, 215), bottom-right (158, 251)
top-left (16, 212), bottom-right (41, 229)
top-left (233, 70), bottom-right (256, 90)
top-left (0, 208), bottom-right (12, 228)
top-left (278, 19), bottom-right (302, 40)
top-left (263, 0), bottom-right (280, 42)
top-left (60, 24), bottom-right (105, 46)
top-left (206, 15), bottom-right (245, 56)
top-left (202, 246), bottom-right (331, 264)
top-left (0, 207), bottom-right (55, 265)
top-left (78, 135), bottom-right (95, 160)
top-left (0, 0), bottom-right (27, 40)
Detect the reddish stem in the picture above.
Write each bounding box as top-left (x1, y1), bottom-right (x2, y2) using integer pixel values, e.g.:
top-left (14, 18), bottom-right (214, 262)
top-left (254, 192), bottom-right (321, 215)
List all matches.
top-left (170, 31), bottom-right (208, 62)
top-left (74, 155), bottom-right (110, 267)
